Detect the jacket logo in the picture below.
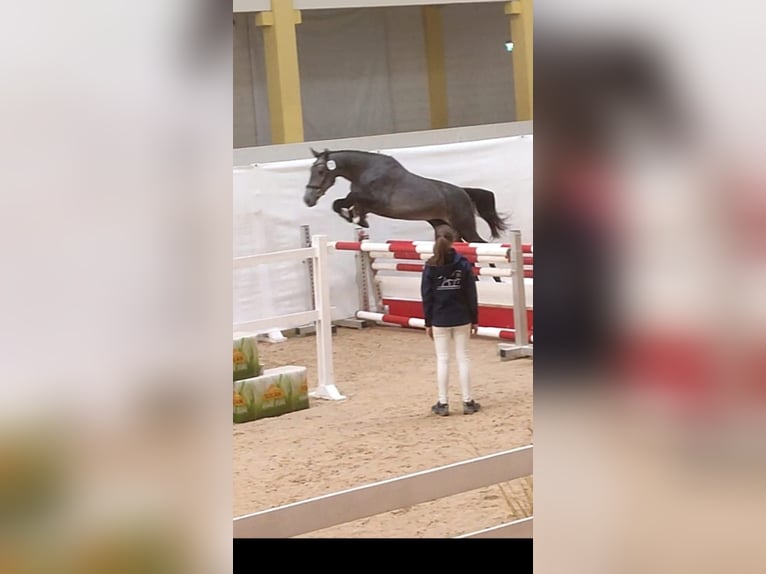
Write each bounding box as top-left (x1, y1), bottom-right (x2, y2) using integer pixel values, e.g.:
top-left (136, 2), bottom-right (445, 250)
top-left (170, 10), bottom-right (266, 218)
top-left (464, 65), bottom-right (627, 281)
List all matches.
top-left (437, 270), bottom-right (463, 290)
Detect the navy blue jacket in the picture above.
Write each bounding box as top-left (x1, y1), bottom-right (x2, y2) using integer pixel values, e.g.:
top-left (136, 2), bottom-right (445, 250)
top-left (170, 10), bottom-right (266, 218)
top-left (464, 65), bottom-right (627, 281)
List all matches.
top-left (420, 249), bottom-right (479, 328)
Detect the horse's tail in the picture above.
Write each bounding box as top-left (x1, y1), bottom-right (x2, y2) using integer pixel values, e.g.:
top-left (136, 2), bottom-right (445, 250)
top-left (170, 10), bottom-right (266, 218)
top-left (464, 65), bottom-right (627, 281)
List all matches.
top-left (463, 187), bottom-right (510, 240)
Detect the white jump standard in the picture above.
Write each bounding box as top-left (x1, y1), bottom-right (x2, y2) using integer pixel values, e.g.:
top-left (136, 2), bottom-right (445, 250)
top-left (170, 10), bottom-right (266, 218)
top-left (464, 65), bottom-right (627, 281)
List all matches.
top-left (233, 235), bottom-right (345, 400)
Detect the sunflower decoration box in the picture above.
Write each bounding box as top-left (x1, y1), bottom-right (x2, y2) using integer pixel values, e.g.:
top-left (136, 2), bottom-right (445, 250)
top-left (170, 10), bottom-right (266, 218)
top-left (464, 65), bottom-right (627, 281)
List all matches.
top-left (233, 335), bottom-right (263, 381)
top-left (233, 365), bottom-right (310, 424)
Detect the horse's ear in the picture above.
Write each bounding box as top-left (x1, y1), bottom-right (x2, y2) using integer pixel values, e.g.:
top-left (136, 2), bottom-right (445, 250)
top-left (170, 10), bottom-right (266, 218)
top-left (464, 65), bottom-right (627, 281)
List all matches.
top-left (310, 147), bottom-right (320, 158)
top-left (323, 148), bottom-right (330, 157)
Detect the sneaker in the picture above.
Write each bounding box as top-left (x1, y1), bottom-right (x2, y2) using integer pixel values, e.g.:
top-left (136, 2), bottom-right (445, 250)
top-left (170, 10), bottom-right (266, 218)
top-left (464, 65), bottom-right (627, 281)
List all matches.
top-left (463, 400), bottom-right (481, 415)
top-left (431, 402), bottom-right (449, 416)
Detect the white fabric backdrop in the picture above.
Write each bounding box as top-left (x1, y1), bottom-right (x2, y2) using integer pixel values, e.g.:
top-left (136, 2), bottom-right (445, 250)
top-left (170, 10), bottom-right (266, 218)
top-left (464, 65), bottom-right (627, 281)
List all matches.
top-left (233, 134), bottom-right (532, 329)
top-left (233, 4), bottom-right (515, 147)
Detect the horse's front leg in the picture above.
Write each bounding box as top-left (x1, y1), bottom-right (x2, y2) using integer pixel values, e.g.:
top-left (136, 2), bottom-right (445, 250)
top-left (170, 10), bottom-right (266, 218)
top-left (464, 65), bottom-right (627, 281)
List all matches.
top-left (351, 205), bottom-right (370, 228)
top-left (428, 220), bottom-right (455, 239)
top-left (333, 193), bottom-right (370, 228)
top-left (338, 203), bottom-right (370, 228)
top-left (332, 196), bottom-right (356, 223)
top-left (345, 184), bottom-right (371, 228)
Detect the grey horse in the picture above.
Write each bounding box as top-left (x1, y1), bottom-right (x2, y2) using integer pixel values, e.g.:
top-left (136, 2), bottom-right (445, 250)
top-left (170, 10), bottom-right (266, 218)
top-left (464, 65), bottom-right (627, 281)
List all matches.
top-left (302, 148), bottom-right (509, 243)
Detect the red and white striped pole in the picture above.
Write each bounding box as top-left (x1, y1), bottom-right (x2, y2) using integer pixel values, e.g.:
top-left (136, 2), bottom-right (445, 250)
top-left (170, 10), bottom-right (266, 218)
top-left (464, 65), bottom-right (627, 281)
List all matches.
top-left (355, 311), bottom-right (533, 343)
top-left (370, 260), bottom-right (533, 278)
top-left (330, 241), bottom-right (513, 259)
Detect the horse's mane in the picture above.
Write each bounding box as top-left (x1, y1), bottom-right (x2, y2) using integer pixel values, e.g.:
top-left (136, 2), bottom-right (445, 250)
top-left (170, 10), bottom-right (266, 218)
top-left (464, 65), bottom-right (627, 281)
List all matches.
top-left (328, 149), bottom-right (404, 170)
top-left (329, 149), bottom-right (390, 158)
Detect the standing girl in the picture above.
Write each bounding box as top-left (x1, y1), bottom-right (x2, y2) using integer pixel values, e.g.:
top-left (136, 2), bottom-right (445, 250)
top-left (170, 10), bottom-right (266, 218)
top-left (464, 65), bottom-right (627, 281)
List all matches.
top-left (421, 230), bottom-right (481, 416)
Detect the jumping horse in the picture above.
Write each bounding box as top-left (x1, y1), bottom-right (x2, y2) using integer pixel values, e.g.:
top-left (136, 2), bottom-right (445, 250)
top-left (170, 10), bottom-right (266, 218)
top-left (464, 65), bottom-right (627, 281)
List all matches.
top-left (302, 148), bottom-right (509, 243)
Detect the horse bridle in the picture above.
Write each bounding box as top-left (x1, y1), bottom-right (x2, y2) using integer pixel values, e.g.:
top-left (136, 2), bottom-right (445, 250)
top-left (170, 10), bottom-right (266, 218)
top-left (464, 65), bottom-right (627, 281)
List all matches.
top-left (307, 158), bottom-right (334, 193)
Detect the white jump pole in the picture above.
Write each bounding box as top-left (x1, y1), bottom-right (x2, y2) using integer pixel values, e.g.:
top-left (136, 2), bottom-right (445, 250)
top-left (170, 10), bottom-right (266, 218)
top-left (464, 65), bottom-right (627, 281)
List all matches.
top-left (355, 311), bottom-right (533, 343)
top-left (371, 260), bottom-right (514, 277)
top-left (310, 234), bottom-right (345, 401)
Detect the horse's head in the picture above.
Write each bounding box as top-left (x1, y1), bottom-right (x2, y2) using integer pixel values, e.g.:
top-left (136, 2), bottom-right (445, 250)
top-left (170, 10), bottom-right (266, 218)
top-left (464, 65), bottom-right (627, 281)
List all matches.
top-left (304, 148), bottom-right (338, 207)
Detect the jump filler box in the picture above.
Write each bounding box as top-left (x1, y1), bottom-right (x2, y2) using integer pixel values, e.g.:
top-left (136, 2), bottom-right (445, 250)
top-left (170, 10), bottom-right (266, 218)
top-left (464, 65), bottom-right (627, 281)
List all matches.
top-left (233, 336), bottom-right (310, 424)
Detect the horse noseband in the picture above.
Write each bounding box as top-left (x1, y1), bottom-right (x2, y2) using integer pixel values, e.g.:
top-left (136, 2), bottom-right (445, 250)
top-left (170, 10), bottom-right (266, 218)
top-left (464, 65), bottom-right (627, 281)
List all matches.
top-left (308, 166), bottom-right (333, 193)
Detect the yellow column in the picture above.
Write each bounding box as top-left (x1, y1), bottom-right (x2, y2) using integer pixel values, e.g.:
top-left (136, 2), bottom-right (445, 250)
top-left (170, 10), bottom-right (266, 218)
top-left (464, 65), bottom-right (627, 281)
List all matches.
top-left (422, 6), bottom-right (449, 129)
top-left (505, 0), bottom-right (533, 120)
top-left (256, 0), bottom-right (304, 143)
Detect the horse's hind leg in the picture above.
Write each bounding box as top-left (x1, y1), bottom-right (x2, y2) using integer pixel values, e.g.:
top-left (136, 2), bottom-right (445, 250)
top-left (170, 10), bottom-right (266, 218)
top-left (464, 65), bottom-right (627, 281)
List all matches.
top-left (450, 211), bottom-right (486, 243)
top-left (458, 229), bottom-right (486, 243)
top-left (428, 219), bottom-right (453, 239)
top-left (449, 213), bottom-right (506, 282)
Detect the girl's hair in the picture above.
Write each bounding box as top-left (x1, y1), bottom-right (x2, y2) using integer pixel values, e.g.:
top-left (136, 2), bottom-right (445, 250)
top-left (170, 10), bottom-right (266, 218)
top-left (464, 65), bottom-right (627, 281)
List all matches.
top-left (427, 230), bottom-right (455, 266)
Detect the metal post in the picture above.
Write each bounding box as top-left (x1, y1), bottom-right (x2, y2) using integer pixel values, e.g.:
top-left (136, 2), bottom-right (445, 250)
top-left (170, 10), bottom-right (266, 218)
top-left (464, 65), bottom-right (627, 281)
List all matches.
top-left (310, 235), bottom-right (345, 400)
top-left (333, 227), bottom-right (371, 329)
top-left (356, 227), bottom-right (371, 312)
top-left (301, 224), bottom-right (315, 310)
top-left (357, 227), bottom-right (385, 312)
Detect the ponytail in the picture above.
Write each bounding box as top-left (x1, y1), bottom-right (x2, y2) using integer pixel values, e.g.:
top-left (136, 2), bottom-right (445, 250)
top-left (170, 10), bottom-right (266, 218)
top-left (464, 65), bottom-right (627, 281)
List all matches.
top-left (427, 230), bottom-right (455, 266)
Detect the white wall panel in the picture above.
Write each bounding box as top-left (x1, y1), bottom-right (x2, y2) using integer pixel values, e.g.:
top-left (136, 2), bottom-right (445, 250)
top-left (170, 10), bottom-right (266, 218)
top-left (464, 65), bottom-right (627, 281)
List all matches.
top-left (233, 14), bottom-right (258, 148)
top-left (297, 8), bottom-right (395, 140)
top-left (442, 2), bottom-right (516, 127)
